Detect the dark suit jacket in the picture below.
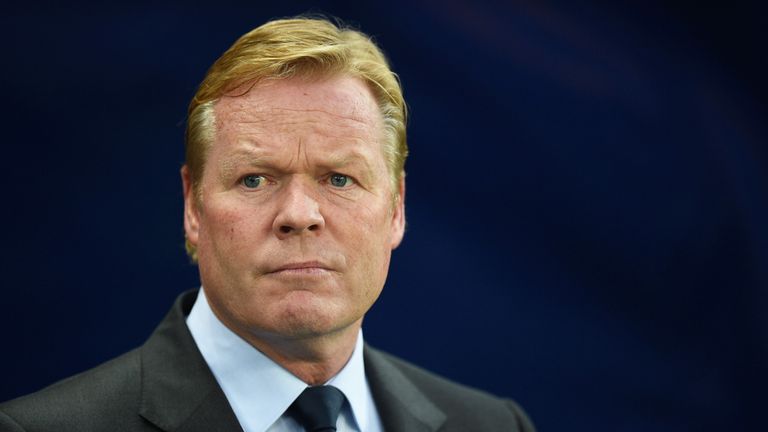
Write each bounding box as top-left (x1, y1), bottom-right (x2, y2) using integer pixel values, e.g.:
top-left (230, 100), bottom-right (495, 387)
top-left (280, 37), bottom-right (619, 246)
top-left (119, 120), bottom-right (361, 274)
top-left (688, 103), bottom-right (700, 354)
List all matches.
top-left (0, 290), bottom-right (535, 431)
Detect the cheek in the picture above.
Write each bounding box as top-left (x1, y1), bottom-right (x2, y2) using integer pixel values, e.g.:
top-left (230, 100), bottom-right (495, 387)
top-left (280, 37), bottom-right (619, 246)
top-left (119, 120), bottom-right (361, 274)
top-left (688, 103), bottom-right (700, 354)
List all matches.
top-left (358, 243), bottom-right (392, 305)
top-left (336, 203), bottom-right (385, 246)
top-left (341, 203), bottom-right (394, 276)
top-left (201, 204), bottom-right (257, 256)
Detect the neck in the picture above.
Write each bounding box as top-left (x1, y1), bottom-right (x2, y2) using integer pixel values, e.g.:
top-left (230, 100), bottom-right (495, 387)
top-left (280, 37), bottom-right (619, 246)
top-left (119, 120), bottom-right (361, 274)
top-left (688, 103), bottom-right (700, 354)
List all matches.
top-left (247, 323), bottom-right (361, 385)
top-left (202, 290), bottom-right (363, 385)
top-left (215, 314), bottom-right (362, 386)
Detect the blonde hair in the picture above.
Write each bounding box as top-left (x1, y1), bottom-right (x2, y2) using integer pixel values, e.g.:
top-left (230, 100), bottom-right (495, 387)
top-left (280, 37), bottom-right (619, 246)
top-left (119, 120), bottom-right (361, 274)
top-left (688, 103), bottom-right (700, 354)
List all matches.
top-left (184, 16), bottom-right (408, 259)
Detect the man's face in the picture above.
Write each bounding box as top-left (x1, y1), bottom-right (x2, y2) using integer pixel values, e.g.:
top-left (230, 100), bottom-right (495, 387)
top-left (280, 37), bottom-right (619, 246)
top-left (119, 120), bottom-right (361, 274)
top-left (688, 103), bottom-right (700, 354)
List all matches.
top-left (182, 75), bottom-right (405, 343)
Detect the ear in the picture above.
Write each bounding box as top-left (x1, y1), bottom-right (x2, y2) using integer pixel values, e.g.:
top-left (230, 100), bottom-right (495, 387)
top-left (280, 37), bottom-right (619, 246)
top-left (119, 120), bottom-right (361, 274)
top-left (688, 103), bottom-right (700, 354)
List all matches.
top-left (181, 165), bottom-right (201, 248)
top-left (389, 176), bottom-right (406, 249)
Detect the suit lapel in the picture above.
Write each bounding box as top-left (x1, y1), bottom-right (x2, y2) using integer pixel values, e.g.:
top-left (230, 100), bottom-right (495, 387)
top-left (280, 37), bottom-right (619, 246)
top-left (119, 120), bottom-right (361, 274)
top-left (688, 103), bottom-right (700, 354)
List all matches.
top-left (364, 346), bottom-right (446, 432)
top-left (138, 290), bottom-right (243, 432)
top-left (135, 291), bottom-right (447, 432)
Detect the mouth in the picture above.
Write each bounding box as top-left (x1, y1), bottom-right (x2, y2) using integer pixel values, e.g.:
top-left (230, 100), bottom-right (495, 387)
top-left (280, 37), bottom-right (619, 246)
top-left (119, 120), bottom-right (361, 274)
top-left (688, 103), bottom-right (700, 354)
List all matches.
top-left (268, 261), bottom-right (333, 275)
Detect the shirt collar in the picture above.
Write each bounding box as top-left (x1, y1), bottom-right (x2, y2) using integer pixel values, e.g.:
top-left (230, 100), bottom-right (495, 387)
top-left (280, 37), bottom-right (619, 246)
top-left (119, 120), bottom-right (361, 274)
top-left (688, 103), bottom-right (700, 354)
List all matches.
top-left (326, 325), bottom-right (369, 430)
top-left (186, 287), bottom-right (370, 432)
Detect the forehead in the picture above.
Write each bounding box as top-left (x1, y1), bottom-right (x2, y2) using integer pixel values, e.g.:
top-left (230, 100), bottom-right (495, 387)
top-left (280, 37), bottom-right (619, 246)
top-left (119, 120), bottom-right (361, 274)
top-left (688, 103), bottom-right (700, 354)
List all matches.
top-left (213, 75), bottom-right (382, 142)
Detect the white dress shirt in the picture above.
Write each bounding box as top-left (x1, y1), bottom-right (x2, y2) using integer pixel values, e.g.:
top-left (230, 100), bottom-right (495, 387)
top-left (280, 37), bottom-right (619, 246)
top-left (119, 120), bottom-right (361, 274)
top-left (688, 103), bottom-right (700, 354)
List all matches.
top-left (186, 287), bottom-right (384, 432)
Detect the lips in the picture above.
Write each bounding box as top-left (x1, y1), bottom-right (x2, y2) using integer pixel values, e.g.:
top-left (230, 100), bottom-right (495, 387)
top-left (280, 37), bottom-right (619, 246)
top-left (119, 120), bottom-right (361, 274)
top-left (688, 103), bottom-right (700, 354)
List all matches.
top-left (268, 261), bottom-right (332, 274)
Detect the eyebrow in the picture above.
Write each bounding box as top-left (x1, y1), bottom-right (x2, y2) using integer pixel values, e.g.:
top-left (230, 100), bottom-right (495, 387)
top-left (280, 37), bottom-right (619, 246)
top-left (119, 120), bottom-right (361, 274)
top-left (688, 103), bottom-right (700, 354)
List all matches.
top-left (322, 150), bottom-right (377, 185)
top-left (218, 150), bottom-right (271, 182)
top-left (217, 144), bottom-right (379, 185)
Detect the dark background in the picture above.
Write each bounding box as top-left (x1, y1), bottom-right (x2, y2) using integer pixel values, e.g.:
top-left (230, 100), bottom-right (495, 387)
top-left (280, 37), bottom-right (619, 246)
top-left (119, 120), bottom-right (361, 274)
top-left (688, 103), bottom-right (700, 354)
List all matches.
top-left (2, 1), bottom-right (766, 431)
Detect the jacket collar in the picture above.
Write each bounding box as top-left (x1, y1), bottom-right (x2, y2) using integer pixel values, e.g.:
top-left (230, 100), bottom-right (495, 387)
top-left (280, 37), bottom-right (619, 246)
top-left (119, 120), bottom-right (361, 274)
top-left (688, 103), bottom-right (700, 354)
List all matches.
top-left (364, 346), bottom-right (447, 432)
top-left (138, 289), bottom-right (243, 432)
top-left (136, 289), bottom-right (447, 432)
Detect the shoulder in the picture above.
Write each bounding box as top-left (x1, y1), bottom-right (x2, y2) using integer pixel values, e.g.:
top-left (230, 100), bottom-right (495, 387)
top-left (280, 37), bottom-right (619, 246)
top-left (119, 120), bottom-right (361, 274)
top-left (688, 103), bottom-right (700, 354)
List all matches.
top-left (0, 349), bottom-right (152, 431)
top-left (365, 346), bottom-right (536, 431)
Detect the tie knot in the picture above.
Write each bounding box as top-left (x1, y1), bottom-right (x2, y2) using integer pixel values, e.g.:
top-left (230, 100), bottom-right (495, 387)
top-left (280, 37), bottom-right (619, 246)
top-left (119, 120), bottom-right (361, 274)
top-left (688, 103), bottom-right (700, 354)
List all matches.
top-left (287, 385), bottom-right (346, 432)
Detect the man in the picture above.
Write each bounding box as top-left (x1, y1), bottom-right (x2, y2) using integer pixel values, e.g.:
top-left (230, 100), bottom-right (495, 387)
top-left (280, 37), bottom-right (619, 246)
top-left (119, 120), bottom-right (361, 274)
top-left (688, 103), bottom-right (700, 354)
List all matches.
top-left (0, 17), bottom-right (534, 432)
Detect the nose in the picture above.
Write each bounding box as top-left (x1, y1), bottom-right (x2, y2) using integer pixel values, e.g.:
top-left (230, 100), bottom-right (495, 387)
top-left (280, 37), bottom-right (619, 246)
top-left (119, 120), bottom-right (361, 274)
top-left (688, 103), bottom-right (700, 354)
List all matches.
top-left (272, 178), bottom-right (325, 239)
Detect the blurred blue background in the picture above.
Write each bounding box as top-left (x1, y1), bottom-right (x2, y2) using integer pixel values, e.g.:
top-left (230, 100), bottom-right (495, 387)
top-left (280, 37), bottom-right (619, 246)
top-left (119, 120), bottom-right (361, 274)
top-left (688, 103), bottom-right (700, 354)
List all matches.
top-left (1, 1), bottom-right (766, 430)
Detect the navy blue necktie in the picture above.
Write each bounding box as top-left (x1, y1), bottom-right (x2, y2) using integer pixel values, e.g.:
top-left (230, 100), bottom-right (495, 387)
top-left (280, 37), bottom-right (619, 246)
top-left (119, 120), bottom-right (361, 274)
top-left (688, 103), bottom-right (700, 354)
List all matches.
top-left (287, 386), bottom-right (346, 431)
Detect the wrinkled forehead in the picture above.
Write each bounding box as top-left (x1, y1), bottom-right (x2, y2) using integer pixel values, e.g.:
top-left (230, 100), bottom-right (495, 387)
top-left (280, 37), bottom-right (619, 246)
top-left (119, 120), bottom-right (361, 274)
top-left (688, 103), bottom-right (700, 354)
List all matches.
top-left (214, 75), bottom-right (383, 130)
top-left (207, 76), bottom-right (388, 170)
top-left (206, 76), bottom-right (386, 166)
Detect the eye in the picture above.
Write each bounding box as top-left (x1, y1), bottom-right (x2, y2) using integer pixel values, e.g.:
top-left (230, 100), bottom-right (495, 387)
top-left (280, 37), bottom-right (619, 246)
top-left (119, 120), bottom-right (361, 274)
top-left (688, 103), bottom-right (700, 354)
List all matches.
top-left (329, 173), bottom-right (354, 188)
top-left (241, 174), bottom-right (265, 189)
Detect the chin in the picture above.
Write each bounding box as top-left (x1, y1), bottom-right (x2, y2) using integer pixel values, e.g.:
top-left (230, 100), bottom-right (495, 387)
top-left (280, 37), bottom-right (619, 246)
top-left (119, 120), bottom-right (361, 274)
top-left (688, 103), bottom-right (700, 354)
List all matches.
top-left (269, 297), bottom-right (357, 339)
